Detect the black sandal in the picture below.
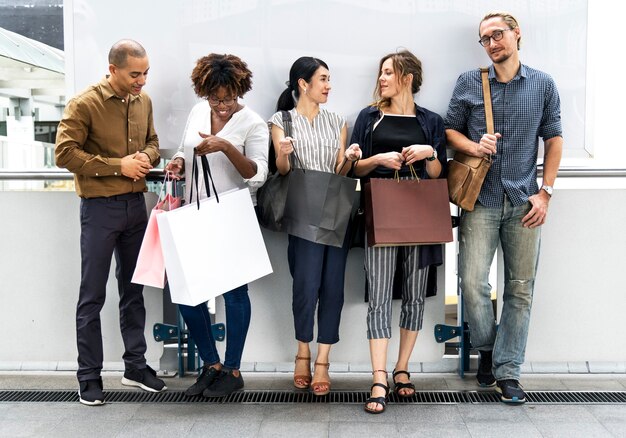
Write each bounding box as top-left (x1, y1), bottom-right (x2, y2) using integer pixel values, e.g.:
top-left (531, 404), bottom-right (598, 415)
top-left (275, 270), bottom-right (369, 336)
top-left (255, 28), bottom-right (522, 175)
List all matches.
top-left (364, 370), bottom-right (389, 414)
top-left (392, 369), bottom-right (415, 398)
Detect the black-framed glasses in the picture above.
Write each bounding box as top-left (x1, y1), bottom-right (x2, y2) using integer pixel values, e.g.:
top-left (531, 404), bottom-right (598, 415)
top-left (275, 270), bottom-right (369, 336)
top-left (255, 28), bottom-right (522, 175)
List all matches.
top-left (208, 96), bottom-right (237, 106)
top-left (478, 28), bottom-right (512, 47)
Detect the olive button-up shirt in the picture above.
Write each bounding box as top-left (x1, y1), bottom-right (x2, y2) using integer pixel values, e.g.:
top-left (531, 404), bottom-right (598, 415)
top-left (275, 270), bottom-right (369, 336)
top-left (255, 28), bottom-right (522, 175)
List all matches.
top-left (55, 77), bottom-right (160, 198)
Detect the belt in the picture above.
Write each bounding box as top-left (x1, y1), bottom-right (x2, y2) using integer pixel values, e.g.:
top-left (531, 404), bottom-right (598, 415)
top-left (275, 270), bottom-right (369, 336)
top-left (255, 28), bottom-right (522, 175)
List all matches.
top-left (89, 192), bottom-right (144, 201)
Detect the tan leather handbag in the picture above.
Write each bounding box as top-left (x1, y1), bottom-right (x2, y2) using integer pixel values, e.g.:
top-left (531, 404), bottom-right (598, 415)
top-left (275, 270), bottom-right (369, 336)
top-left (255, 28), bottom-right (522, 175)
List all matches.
top-left (447, 67), bottom-right (493, 211)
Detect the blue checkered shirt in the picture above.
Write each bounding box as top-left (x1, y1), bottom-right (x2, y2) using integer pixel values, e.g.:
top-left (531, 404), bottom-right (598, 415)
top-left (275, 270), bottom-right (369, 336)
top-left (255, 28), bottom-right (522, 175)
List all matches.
top-left (445, 64), bottom-right (563, 207)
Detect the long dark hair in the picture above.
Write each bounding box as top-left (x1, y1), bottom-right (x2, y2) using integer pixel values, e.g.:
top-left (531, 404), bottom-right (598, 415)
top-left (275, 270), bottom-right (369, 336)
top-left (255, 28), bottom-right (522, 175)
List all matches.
top-left (276, 56), bottom-right (329, 111)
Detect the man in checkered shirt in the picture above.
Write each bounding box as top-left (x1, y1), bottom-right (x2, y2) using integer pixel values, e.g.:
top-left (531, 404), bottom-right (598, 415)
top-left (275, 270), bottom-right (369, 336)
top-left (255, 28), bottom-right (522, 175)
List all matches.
top-left (445, 11), bottom-right (563, 404)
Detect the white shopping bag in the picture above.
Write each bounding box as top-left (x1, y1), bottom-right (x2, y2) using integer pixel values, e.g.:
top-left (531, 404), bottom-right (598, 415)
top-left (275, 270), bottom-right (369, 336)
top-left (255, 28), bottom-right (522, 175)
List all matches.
top-left (157, 187), bottom-right (273, 306)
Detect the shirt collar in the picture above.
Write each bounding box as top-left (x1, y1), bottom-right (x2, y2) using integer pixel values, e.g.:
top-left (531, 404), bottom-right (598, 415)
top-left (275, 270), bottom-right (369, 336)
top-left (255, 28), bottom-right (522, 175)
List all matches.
top-left (99, 76), bottom-right (142, 102)
top-left (488, 63), bottom-right (527, 81)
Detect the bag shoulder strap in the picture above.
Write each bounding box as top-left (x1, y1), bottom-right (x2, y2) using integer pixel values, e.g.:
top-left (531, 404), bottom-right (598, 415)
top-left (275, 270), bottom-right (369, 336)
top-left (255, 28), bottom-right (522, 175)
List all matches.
top-left (281, 110), bottom-right (292, 138)
top-left (268, 110), bottom-right (293, 174)
top-left (280, 109), bottom-right (305, 170)
top-left (480, 67), bottom-right (494, 135)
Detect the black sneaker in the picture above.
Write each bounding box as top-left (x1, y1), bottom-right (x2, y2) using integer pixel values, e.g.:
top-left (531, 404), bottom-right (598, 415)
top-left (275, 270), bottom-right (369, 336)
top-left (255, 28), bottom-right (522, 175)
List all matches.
top-left (496, 379), bottom-right (526, 404)
top-left (184, 366), bottom-right (221, 397)
top-left (78, 378), bottom-right (104, 406)
top-left (121, 365), bottom-right (167, 393)
top-left (476, 350), bottom-right (496, 387)
top-left (202, 369), bottom-right (244, 398)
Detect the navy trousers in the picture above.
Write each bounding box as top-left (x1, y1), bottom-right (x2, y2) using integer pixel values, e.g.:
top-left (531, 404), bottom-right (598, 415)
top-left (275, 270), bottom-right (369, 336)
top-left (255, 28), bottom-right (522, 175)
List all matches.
top-left (76, 192), bottom-right (148, 382)
top-left (287, 234), bottom-right (349, 344)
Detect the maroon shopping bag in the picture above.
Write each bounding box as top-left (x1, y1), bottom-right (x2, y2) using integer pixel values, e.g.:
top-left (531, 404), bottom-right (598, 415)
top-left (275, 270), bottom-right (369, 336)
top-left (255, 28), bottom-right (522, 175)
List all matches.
top-left (364, 177), bottom-right (452, 247)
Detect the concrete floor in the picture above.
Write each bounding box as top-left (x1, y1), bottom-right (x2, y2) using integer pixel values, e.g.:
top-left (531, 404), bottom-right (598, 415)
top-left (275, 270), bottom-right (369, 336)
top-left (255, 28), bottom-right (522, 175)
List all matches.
top-left (1, 371), bottom-right (625, 437)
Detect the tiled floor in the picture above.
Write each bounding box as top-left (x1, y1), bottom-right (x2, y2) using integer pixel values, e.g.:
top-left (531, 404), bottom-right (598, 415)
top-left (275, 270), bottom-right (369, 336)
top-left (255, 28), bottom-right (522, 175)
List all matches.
top-left (1, 372), bottom-right (625, 437)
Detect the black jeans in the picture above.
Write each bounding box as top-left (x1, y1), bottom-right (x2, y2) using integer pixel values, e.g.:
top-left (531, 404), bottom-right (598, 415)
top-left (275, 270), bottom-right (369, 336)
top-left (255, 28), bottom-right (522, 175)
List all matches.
top-left (76, 192), bottom-right (148, 382)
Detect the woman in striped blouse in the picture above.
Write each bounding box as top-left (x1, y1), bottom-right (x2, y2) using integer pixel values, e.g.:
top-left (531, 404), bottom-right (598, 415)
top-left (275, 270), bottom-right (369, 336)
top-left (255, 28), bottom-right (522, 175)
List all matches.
top-left (268, 56), bottom-right (361, 396)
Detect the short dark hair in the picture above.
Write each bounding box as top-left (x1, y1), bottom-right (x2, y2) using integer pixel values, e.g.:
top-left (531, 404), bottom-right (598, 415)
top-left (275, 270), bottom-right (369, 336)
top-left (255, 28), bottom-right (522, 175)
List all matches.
top-left (276, 56), bottom-right (329, 111)
top-left (108, 39), bottom-right (147, 67)
top-left (190, 54), bottom-right (253, 99)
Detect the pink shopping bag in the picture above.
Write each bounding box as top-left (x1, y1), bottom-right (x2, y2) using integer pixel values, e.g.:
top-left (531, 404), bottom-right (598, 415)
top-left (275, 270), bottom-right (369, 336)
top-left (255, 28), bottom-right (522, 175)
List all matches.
top-left (132, 177), bottom-right (181, 288)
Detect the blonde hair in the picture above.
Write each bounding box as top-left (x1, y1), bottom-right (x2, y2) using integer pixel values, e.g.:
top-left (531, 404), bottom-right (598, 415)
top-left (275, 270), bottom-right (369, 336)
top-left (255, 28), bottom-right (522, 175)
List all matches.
top-left (480, 11), bottom-right (521, 50)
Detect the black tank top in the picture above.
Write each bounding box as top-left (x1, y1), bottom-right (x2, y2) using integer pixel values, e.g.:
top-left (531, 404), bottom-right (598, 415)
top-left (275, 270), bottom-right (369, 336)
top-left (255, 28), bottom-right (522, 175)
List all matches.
top-left (371, 114), bottom-right (426, 178)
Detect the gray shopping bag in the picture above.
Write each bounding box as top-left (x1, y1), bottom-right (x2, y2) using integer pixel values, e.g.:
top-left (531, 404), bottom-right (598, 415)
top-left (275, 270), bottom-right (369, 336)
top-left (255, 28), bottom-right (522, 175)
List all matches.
top-left (282, 168), bottom-right (357, 247)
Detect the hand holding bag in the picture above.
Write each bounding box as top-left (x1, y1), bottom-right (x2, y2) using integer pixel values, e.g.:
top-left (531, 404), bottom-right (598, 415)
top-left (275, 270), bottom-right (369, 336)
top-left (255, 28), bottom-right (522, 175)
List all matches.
top-left (447, 67), bottom-right (493, 211)
top-left (131, 173), bottom-right (182, 288)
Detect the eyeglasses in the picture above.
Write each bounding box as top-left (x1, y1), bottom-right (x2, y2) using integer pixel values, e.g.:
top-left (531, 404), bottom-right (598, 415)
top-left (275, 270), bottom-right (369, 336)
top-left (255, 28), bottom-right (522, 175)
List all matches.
top-left (478, 28), bottom-right (512, 47)
top-left (208, 96), bottom-right (237, 106)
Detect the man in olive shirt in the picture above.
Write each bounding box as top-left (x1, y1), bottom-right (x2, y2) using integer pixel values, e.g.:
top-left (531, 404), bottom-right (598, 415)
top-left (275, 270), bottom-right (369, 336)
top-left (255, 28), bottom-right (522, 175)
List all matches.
top-left (55, 39), bottom-right (166, 406)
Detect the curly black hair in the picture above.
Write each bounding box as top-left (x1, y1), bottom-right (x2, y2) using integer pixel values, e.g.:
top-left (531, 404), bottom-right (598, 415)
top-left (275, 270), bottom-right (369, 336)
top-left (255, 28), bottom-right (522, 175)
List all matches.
top-left (191, 53), bottom-right (253, 98)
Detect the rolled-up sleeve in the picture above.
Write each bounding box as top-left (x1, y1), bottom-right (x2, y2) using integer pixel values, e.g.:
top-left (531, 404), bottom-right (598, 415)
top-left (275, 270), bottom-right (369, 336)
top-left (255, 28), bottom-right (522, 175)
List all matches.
top-left (444, 73), bottom-right (471, 133)
top-left (243, 119), bottom-right (269, 188)
top-left (539, 76), bottom-right (563, 141)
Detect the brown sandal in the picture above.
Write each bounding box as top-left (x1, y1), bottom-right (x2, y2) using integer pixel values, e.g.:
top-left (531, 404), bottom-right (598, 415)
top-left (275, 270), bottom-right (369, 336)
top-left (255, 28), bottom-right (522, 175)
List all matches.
top-left (311, 362), bottom-right (331, 396)
top-left (293, 356), bottom-right (311, 389)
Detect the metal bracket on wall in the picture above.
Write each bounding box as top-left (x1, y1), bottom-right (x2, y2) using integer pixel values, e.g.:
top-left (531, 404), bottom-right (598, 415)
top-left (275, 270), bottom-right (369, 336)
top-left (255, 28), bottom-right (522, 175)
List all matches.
top-left (434, 322), bottom-right (471, 377)
top-left (153, 320), bottom-right (225, 377)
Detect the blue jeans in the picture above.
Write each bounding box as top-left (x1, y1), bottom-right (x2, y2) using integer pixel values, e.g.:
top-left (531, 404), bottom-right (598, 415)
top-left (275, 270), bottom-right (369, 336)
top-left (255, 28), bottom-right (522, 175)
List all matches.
top-left (459, 197), bottom-right (541, 381)
top-left (178, 284), bottom-right (251, 370)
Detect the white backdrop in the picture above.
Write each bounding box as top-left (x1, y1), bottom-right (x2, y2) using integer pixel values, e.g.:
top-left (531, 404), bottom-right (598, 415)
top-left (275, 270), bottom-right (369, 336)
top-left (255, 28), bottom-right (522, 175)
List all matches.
top-left (4, 0), bottom-right (626, 372)
top-left (64, 0), bottom-right (587, 155)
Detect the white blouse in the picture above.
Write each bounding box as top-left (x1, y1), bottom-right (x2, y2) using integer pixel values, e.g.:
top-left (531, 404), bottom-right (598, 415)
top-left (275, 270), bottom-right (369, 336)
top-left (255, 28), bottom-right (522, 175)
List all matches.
top-left (173, 102), bottom-right (269, 205)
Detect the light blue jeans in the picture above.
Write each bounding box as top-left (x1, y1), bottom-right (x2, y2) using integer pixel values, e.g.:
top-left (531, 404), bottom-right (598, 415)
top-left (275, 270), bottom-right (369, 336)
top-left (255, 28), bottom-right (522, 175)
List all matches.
top-left (459, 196), bottom-right (541, 381)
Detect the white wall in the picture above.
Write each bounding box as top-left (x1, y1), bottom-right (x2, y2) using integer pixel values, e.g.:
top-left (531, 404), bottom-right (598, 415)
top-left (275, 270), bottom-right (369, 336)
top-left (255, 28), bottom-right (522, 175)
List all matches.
top-left (585, 1), bottom-right (626, 166)
top-left (526, 185), bottom-right (626, 365)
top-left (64, 0), bottom-right (588, 156)
top-left (2, 0), bottom-right (620, 372)
top-left (0, 192), bottom-right (164, 370)
top-left (2, 183), bottom-right (624, 371)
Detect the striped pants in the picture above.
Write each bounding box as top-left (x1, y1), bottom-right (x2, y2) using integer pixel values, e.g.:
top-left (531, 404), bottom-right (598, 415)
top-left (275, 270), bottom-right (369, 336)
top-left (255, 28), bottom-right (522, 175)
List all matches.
top-left (365, 245), bottom-right (429, 339)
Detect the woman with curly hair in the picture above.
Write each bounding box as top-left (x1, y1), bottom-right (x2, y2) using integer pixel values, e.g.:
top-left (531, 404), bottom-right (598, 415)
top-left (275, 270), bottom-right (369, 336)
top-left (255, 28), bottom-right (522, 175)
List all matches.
top-left (165, 53), bottom-right (268, 398)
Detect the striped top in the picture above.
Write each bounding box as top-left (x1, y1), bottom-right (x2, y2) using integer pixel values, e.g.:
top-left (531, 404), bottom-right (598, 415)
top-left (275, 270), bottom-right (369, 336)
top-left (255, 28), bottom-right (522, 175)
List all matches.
top-left (269, 108), bottom-right (345, 173)
top-left (445, 64), bottom-right (562, 207)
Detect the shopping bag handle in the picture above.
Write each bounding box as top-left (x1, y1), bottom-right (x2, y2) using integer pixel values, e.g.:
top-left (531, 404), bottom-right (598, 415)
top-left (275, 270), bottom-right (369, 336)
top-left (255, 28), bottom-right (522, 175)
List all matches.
top-left (158, 171), bottom-right (177, 202)
top-left (281, 110), bottom-right (305, 172)
top-left (189, 152), bottom-right (220, 209)
top-left (337, 157), bottom-right (360, 175)
top-left (393, 164), bottom-right (420, 183)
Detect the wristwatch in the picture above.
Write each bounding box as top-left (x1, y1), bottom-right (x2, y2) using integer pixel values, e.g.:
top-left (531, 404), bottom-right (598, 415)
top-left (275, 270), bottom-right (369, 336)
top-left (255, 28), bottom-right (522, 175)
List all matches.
top-left (541, 185), bottom-right (553, 197)
top-left (426, 148), bottom-right (437, 161)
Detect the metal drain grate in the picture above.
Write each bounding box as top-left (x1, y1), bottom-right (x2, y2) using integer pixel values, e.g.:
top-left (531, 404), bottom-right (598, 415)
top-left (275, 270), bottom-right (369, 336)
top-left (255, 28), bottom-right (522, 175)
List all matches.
top-left (1, 390), bottom-right (625, 404)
